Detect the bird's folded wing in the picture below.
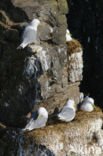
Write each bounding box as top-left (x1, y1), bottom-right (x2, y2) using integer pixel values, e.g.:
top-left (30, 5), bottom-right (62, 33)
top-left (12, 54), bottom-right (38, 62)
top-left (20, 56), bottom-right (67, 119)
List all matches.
top-left (58, 108), bottom-right (75, 120)
top-left (24, 118), bottom-right (34, 130)
top-left (22, 26), bottom-right (36, 43)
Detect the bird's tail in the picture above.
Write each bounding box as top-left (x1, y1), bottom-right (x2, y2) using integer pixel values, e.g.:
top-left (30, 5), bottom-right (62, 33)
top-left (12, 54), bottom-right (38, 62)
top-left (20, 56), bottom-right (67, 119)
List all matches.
top-left (17, 43), bottom-right (27, 50)
top-left (22, 128), bottom-right (26, 132)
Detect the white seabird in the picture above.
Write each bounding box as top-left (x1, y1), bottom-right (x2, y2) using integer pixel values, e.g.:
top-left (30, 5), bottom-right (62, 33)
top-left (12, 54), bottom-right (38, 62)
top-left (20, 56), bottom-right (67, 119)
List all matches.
top-left (22, 107), bottom-right (48, 132)
top-left (66, 29), bottom-right (72, 42)
top-left (57, 99), bottom-right (76, 122)
top-left (80, 96), bottom-right (95, 112)
top-left (17, 19), bottom-right (40, 49)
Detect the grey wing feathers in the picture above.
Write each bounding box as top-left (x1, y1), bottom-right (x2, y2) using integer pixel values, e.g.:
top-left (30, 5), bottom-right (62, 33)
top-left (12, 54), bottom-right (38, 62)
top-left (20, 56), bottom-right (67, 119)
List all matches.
top-left (58, 107), bottom-right (75, 121)
top-left (23, 111), bottom-right (38, 131)
top-left (33, 117), bottom-right (47, 128)
top-left (24, 118), bottom-right (34, 130)
top-left (22, 26), bottom-right (36, 44)
top-left (23, 116), bottom-right (47, 131)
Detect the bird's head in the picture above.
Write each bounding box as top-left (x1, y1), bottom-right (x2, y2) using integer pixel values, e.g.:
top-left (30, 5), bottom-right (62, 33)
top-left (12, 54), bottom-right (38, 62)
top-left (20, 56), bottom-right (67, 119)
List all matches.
top-left (85, 96), bottom-right (94, 104)
top-left (66, 99), bottom-right (76, 110)
top-left (88, 97), bottom-right (95, 109)
top-left (31, 19), bottom-right (40, 27)
top-left (38, 107), bottom-right (48, 119)
top-left (84, 96), bottom-right (95, 109)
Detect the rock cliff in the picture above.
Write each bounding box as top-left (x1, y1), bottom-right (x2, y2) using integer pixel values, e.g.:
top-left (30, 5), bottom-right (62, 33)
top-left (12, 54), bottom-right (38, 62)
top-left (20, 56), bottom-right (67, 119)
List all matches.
top-left (0, 0), bottom-right (103, 156)
top-left (20, 108), bottom-right (103, 156)
top-left (0, 0), bottom-right (82, 127)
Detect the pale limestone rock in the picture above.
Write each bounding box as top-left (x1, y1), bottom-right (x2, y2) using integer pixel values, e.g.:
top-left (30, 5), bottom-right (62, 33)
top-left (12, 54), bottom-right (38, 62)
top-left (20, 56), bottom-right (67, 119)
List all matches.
top-left (68, 49), bottom-right (83, 83)
top-left (67, 39), bottom-right (83, 83)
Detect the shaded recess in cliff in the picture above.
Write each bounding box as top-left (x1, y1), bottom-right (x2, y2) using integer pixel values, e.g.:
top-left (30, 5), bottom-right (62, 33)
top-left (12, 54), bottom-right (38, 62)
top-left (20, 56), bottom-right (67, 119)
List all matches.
top-left (0, 0), bottom-right (29, 22)
top-left (66, 0), bottom-right (103, 108)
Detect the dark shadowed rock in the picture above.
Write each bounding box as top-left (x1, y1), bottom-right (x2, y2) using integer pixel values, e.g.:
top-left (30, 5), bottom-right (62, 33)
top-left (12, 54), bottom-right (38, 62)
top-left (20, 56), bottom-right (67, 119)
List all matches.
top-left (0, 0), bottom-right (103, 156)
top-left (67, 0), bottom-right (103, 108)
top-left (0, 0), bottom-right (69, 127)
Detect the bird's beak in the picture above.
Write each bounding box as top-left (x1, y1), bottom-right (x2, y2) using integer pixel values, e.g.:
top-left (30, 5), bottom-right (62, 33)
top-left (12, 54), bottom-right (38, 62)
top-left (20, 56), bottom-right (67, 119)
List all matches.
top-left (74, 104), bottom-right (76, 107)
top-left (93, 104), bottom-right (96, 109)
top-left (37, 115), bottom-right (40, 119)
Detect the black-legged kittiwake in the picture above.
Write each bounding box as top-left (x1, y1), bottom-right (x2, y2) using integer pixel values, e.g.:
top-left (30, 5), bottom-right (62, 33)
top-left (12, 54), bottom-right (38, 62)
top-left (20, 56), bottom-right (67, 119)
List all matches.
top-left (66, 29), bottom-right (72, 42)
top-left (57, 99), bottom-right (76, 122)
top-left (22, 107), bottom-right (48, 132)
top-left (80, 96), bottom-right (95, 112)
top-left (17, 19), bottom-right (40, 49)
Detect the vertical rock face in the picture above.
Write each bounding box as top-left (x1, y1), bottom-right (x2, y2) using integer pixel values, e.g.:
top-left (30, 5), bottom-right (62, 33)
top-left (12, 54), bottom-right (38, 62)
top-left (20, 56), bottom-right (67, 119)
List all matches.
top-left (0, 1), bottom-right (103, 156)
top-left (67, 39), bottom-right (83, 83)
top-left (0, 0), bottom-right (83, 126)
top-left (0, 0), bottom-right (69, 126)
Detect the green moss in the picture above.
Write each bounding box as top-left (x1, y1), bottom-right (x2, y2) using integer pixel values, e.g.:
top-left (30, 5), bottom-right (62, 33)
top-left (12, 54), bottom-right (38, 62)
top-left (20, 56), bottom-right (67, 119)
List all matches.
top-left (56, 14), bottom-right (67, 26)
top-left (46, 0), bottom-right (58, 12)
top-left (58, 0), bottom-right (69, 14)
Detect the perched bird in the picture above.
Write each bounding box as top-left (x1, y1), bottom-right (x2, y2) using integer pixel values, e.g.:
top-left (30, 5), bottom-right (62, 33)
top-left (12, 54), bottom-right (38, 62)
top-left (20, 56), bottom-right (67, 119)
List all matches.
top-left (22, 107), bottom-right (48, 132)
top-left (80, 96), bottom-right (95, 112)
top-left (57, 99), bottom-right (76, 122)
top-left (17, 19), bottom-right (40, 49)
top-left (66, 29), bottom-right (72, 42)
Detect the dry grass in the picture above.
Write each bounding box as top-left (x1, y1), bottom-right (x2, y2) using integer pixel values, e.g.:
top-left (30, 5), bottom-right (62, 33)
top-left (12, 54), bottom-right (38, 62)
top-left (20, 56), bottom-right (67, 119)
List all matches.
top-left (24, 106), bottom-right (103, 146)
top-left (67, 39), bottom-right (82, 55)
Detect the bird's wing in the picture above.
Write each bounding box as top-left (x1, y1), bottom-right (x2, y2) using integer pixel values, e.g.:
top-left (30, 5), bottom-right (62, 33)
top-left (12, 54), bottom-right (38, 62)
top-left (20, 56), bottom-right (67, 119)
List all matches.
top-left (23, 112), bottom-right (47, 131)
top-left (33, 116), bottom-right (47, 129)
top-left (26, 117), bottom-right (47, 130)
top-left (22, 26), bottom-right (37, 44)
top-left (23, 111), bottom-right (39, 130)
top-left (58, 107), bottom-right (75, 121)
top-left (31, 111), bottom-right (39, 120)
top-left (24, 118), bottom-right (34, 130)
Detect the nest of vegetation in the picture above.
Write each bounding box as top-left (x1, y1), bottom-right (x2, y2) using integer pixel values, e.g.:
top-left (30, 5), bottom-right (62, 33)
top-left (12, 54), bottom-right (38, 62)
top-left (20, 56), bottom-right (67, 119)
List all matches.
top-left (67, 39), bottom-right (82, 55)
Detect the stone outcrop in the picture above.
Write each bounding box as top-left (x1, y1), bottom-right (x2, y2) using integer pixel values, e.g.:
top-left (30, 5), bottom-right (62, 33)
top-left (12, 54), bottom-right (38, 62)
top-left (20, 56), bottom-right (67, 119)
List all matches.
top-left (67, 39), bottom-right (83, 83)
top-left (21, 107), bottom-right (103, 156)
top-left (0, 0), bottom-right (82, 127)
top-left (0, 0), bottom-right (69, 126)
top-left (1, 107), bottom-right (103, 156)
top-left (0, 0), bottom-right (103, 156)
